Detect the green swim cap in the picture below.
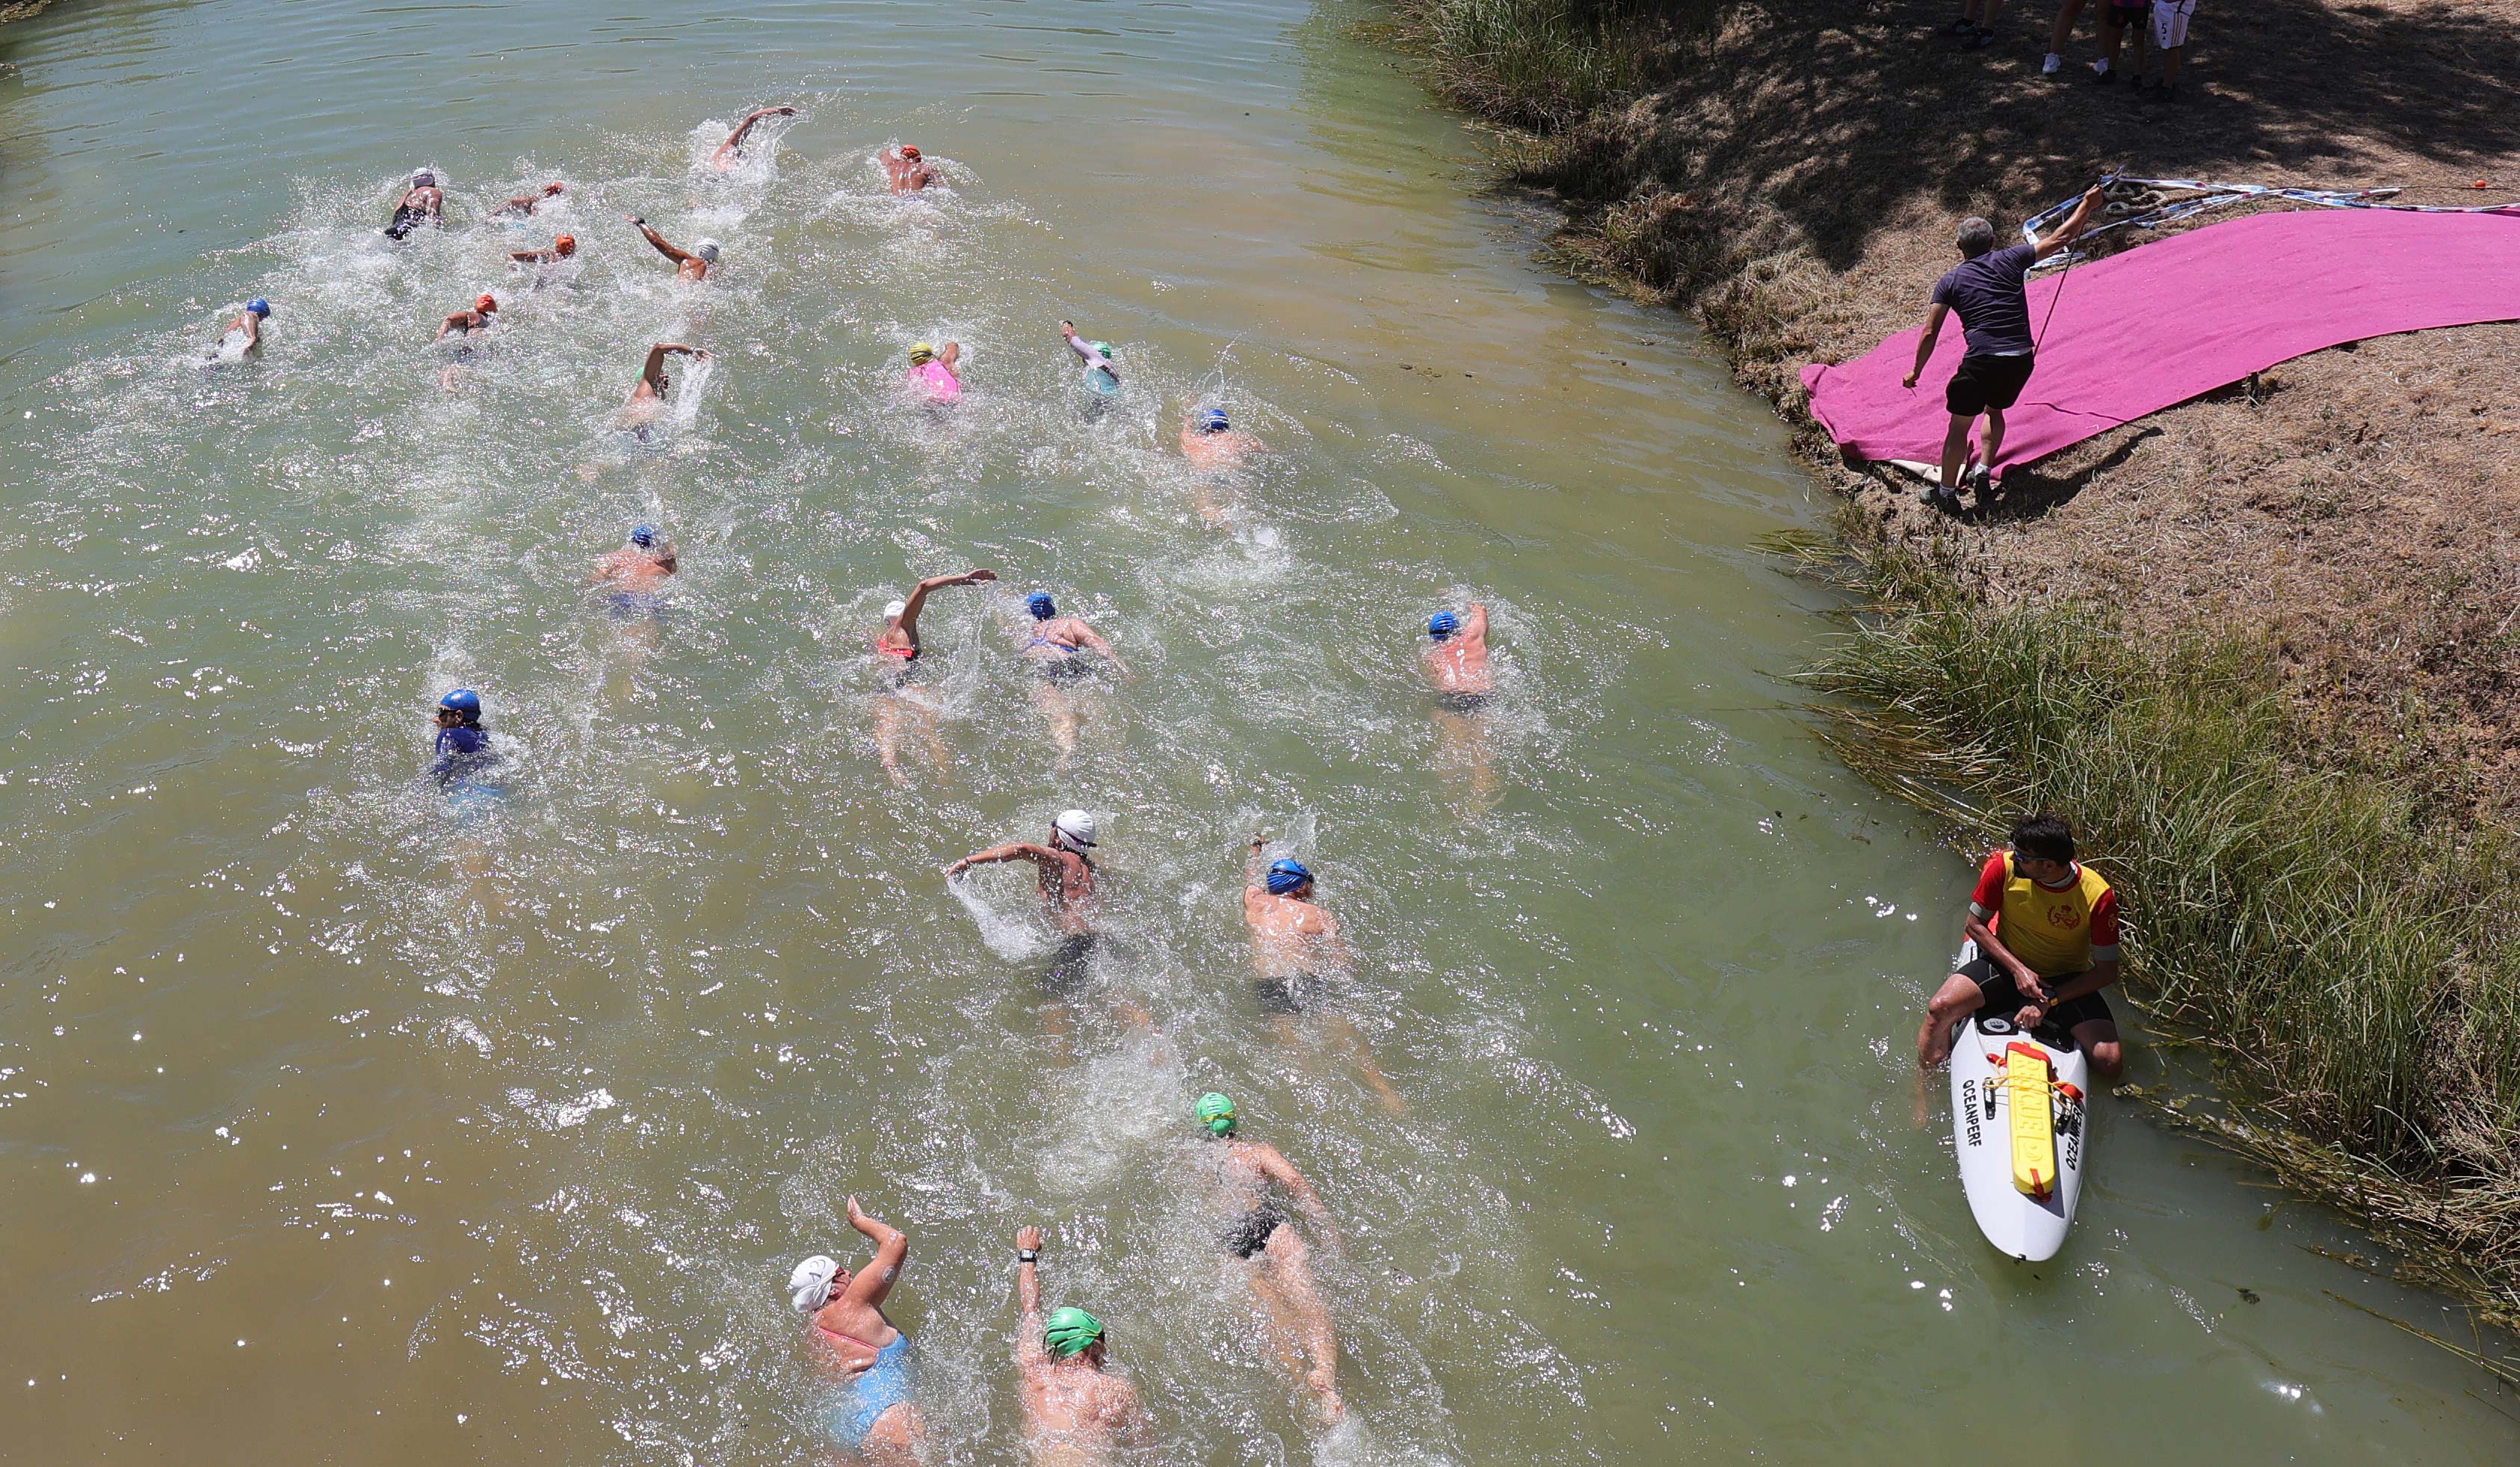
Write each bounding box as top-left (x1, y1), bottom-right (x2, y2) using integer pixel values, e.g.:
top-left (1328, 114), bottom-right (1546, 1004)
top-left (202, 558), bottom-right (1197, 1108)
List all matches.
top-left (1196, 1093), bottom-right (1238, 1135)
top-left (1043, 1306), bottom-right (1105, 1359)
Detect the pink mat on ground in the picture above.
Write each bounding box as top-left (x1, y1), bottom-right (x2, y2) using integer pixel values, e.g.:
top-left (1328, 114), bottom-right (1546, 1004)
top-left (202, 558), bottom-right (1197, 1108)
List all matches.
top-left (1800, 209), bottom-right (2520, 477)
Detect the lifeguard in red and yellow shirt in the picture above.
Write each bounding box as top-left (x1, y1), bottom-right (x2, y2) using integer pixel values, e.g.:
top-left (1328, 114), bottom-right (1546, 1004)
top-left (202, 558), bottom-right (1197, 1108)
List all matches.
top-left (1917, 813), bottom-right (2125, 1081)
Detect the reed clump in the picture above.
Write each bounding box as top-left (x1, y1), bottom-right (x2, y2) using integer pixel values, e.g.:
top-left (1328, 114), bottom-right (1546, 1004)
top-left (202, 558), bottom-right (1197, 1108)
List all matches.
top-left (1801, 534), bottom-right (2520, 1331)
top-left (1390, 0), bottom-right (1716, 133)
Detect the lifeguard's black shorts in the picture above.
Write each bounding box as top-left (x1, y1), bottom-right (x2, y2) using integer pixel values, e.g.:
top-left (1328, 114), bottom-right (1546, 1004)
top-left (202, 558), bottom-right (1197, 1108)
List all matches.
top-left (1960, 954), bottom-right (2113, 1032)
top-left (1946, 352), bottom-right (2036, 416)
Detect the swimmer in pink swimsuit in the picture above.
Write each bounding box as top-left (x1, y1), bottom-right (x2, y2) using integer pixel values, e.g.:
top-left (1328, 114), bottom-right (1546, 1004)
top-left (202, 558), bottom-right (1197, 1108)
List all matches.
top-left (906, 341), bottom-right (962, 401)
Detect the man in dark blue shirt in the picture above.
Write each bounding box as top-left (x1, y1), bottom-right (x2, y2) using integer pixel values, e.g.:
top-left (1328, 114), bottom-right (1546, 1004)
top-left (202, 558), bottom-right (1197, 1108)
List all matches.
top-left (1902, 185), bottom-right (2103, 512)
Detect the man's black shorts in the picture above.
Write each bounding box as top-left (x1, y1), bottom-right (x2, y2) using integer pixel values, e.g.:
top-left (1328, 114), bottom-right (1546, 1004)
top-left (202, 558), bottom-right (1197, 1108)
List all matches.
top-left (1960, 954), bottom-right (2113, 1031)
top-left (1946, 352), bottom-right (2036, 416)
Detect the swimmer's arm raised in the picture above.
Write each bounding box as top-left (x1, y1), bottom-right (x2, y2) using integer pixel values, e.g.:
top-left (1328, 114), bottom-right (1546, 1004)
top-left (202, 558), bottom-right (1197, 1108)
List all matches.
top-left (1012, 1226), bottom-right (1049, 1368)
top-left (431, 311), bottom-right (471, 342)
top-left (843, 1196), bottom-right (909, 1304)
top-left (716, 105), bottom-right (796, 161)
top-left (1460, 603), bottom-right (1489, 651)
top-left (626, 216), bottom-right (694, 265)
top-left (639, 342), bottom-right (704, 386)
top-left (895, 568), bottom-right (997, 638)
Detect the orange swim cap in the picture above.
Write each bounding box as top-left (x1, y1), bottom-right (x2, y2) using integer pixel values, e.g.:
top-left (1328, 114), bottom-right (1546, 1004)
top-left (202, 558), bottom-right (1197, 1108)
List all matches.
top-left (900, 145), bottom-right (921, 161)
top-left (555, 235), bottom-right (577, 254)
top-left (545, 181), bottom-right (566, 195)
top-left (476, 293), bottom-right (498, 312)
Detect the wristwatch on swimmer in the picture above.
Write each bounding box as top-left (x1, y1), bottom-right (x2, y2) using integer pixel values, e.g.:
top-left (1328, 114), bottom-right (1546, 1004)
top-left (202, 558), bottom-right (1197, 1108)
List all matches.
top-left (1016, 1247), bottom-right (1040, 1264)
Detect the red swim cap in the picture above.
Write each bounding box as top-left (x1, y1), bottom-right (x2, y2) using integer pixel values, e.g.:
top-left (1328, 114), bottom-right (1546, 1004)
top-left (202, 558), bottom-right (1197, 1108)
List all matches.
top-left (545, 182), bottom-right (566, 195)
top-left (555, 235), bottom-right (577, 254)
top-left (899, 145), bottom-right (921, 161)
top-left (476, 294), bottom-right (498, 312)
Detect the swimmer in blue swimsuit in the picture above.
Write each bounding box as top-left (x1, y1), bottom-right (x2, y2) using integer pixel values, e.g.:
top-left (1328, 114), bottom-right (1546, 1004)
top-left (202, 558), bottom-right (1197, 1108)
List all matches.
top-left (430, 688), bottom-right (497, 786)
top-left (1016, 591), bottom-right (1129, 759)
top-left (788, 1196), bottom-right (927, 1464)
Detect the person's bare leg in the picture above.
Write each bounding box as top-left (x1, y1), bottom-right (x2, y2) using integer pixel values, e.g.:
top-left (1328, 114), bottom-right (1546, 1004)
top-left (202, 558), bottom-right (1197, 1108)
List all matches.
top-left (2162, 43), bottom-right (2181, 87)
top-left (1977, 406), bottom-right (2007, 489)
top-left (874, 696), bottom-right (909, 785)
top-left (1322, 1011), bottom-right (1406, 1114)
top-left (1031, 682), bottom-right (1080, 760)
top-left (1255, 1232), bottom-right (1344, 1424)
top-left (862, 1402), bottom-right (926, 1467)
top-left (1917, 973), bottom-right (1984, 1070)
top-left (2048, 0), bottom-right (2085, 56)
top-left (1433, 708), bottom-right (1498, 821)
top-left (2070, 1019), bottom-right (2125, 1081)
top-left (1980, 0), bottom-right (2004, 31)
top-left (1939, 413), bottom-right (1974, 491)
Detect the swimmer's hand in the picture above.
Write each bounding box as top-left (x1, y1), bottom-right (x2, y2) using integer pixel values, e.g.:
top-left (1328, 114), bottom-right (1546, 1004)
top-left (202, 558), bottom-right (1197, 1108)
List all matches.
top-left (623, 212), bottom-right (646, 226)
top-left (2014, 1004), bottom-right (2045, 1031)
top-left (845, 1194), bottom-right (870, 1226)
top-left (1016, 1225), bottom-right (1045, 1253)
top-left (1250, 833), bottom-right (1268, 850)
top-left (945, 858), bottom-right (972, 877)
top-left (959, 568), bottom-right (997, 585)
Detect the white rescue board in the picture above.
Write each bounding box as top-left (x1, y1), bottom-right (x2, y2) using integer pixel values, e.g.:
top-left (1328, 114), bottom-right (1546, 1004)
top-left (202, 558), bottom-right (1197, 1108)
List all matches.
top-left (1950, 1004), bottom-right (2090, 1262)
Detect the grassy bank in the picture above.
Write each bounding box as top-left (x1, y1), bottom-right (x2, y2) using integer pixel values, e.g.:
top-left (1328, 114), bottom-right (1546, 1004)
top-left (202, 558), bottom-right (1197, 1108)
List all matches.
top-left (1389, 0), bottom-right (2520, 1344)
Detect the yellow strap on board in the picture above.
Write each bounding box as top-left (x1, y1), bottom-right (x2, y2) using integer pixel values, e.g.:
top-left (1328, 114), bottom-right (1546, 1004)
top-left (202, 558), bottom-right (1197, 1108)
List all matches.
top-left (2004, 1043), bottom-right (2057, 1199)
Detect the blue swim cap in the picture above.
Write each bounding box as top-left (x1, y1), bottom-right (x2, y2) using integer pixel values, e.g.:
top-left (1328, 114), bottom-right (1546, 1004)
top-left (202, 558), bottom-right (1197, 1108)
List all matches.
top-left (630, 523), bottom-right (656, 547)
top-left (439, 688), bottom-right (481, 715)
top-left (1027, 592), bottom-right (1057, 620)
top-left (247, 298), bottom-right (271, 318)
top-left (1428, 611), bottom-right (1460, 639)
top-left (1264, 859), bottom-right (1312, 896)
top-left (1195, 407), bottom-right (1229, 434)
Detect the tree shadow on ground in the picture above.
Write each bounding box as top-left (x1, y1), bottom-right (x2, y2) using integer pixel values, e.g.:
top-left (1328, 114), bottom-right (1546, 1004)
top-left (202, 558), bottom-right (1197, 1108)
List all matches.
top-left (1614, 0), bottom-right (2520, 271)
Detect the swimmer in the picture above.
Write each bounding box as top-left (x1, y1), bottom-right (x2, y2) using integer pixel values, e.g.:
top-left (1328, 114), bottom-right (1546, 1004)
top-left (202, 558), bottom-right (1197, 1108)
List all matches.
top-left (1016, 591), bottom-right (1129, 759)
top-left (433, 292), bottom-right (498, 342)
top-left (1011, 1226), bottom-right (1155, 1463)
top-left (590, 523), bottom-right (676, 590)
top-left (383, 170), bottom-right (442, 240)
top-left (1181, 406), bottom-right (1266, 472)
top-left (430, 688), bottom-right (496, 785)
top-left (1059, 320), bottom-right (1119, 391)
top-left (490, 182), bottom-right (565, 218)
top-left (507, 233), bottom-right (576, 265)
top-left (1422, 605), bottom-right (1493, 708)
top-left (1193, 1094), bottom-right (1345, 1424)
top-left (217, 298), bottom-right (271, 356)
top-left (881, 143), bottom-right (936, 194)
top-left (624, 214), bottom-right (720, 282)
top-left (711, 105), bottom-right (797, 171)
top-left (948, 809), bottom-right (1101, 993)
top-left (1424, 606), bottom-right (1500, 819)
top-left (623, 342), bottom-right (708, 425)
top-left (788, 1196), bottom-right (928, 1467)
top-left (1244, 836), bottom-right (1405, 1112)
top-left (906, 341), bottom-right (963, 402)
top-left (872, 567), bottom-right (998, 782)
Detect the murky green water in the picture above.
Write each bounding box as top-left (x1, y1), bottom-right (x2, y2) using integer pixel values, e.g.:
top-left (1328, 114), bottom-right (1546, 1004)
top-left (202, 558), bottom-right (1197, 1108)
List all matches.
top-left (1, 1), bottom-right (2512, 1460)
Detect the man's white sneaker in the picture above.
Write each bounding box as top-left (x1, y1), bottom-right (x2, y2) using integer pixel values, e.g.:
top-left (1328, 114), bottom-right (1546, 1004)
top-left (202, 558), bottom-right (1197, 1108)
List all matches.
top-left (2042, 52), bottom-right (2063, 74)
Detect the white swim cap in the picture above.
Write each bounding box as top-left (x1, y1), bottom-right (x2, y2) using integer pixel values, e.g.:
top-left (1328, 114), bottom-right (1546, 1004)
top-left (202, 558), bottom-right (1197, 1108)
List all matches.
top-left (788, 1256), bottom-right (840, 1312)
top-left (1052, 809), bottom-right (1098, 849)
top-left (694, 238), bottom-right (722, 263)
top-left (883, 599), bottom-right (907, 620)
top-left (411, 170), bottom-right (436, 188)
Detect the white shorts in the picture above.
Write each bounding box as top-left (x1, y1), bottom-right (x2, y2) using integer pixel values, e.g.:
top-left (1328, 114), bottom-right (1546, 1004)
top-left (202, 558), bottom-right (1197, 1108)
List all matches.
top-left (2152, 0), bottom-right (2194, 49)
